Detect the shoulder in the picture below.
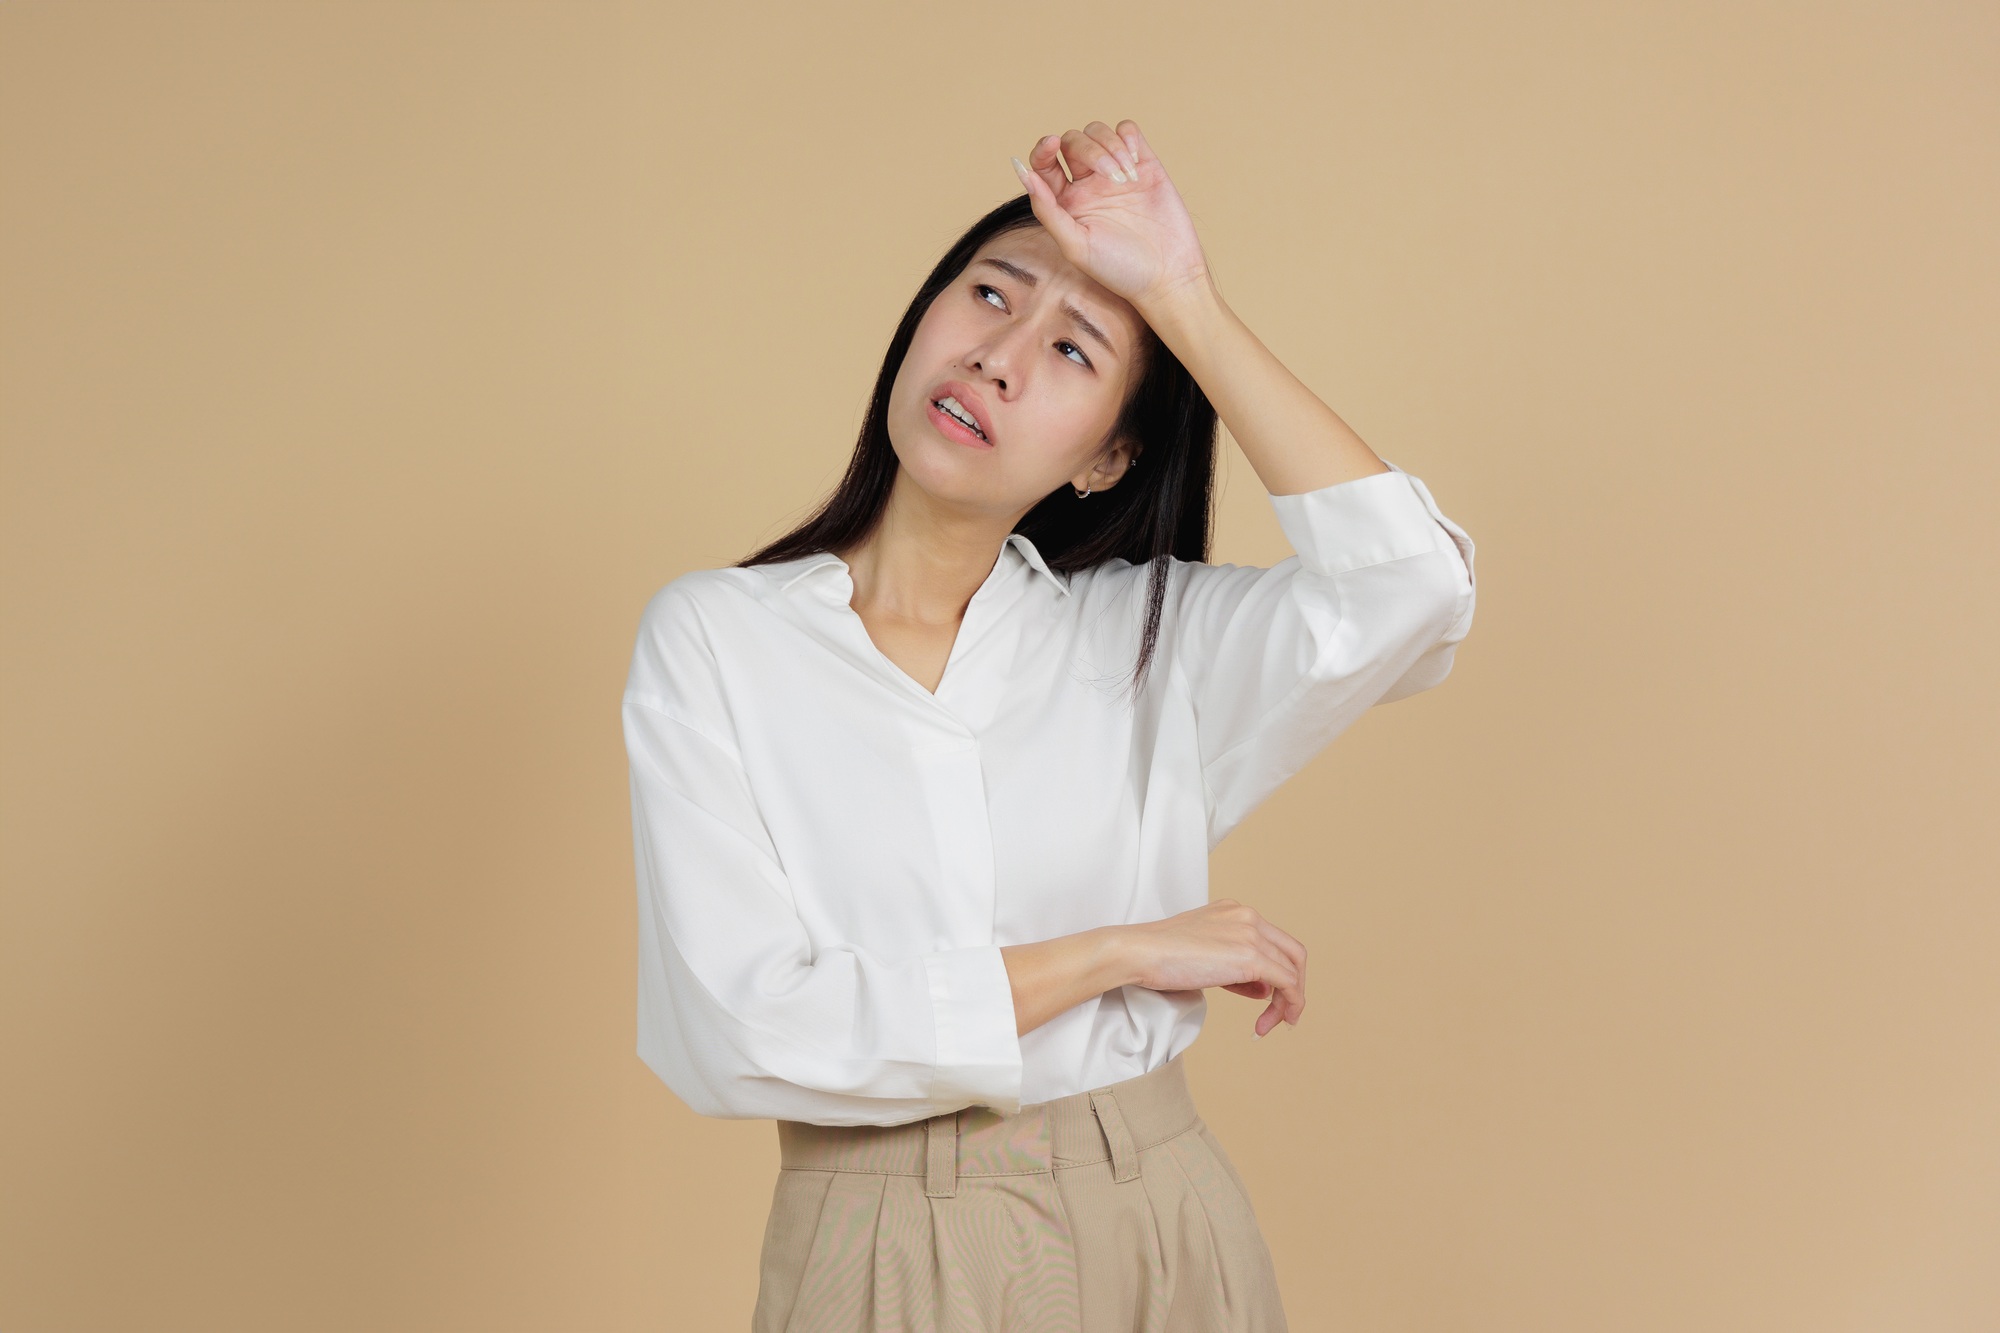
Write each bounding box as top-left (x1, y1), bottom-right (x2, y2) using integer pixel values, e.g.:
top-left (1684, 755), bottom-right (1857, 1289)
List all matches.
top-left (635, 565), bottom-right (765, 639)
top-left (625, 565), bottom-right (771, 714)
top-left (1060, 553), bottom-right (1202, 665)
top-left (1062, 550), bottom-right (1231, 619)
top-left (1074, 550), bottom-right (1252, 613)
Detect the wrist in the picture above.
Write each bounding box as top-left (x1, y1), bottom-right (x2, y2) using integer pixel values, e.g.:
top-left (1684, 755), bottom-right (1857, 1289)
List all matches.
top-left (1135, 268), bottom-right (1224, 335)
top-left (1093, 923), bottom-right (1148, 991)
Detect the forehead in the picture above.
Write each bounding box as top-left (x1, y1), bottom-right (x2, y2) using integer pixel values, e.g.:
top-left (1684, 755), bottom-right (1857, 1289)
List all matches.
top-left (969, 233), bottom-right (1139, 332)
top-left (976, 229), bottom-right (1084, 284)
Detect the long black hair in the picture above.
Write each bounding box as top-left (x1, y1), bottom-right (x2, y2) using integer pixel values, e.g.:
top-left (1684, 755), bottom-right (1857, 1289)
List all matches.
top-left (736, 192), bottom-right (1219, 699)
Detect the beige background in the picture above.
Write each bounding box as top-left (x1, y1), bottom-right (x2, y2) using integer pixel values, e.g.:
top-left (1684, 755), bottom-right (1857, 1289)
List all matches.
top-left (3, 1), bottom-right (1995, 1329)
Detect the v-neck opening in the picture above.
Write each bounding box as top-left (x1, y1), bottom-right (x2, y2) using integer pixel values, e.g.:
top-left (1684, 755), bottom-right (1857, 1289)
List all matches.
top-left (838, 586), bottom-right (978, 704)
top-left (824, 543), bottom-right (1023, 710)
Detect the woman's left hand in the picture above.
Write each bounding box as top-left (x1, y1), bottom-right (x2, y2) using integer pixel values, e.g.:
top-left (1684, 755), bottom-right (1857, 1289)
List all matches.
top-left (1012, 120), bottom-right (1214, 312)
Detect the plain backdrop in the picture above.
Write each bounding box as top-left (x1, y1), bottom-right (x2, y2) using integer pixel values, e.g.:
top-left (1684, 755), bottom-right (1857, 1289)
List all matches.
top-left (3, 2), bottom-right (1995, 1329)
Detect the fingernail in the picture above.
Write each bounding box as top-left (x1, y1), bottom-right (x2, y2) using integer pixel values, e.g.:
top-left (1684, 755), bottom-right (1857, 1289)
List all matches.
top-left (1251, 1028), bottom-right (1263, 1040)
top-left (1108, 165), bottom-right (1126, 182)
top-left (1011, 155), bottom-right (1031, 180)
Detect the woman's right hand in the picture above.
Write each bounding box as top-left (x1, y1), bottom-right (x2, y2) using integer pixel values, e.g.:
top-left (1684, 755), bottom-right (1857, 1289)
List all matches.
top-left (1117, 900), bottom-right (1307, 1038)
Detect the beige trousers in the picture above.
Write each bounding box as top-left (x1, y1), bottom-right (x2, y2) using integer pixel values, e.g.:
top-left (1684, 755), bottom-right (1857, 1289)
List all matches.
top-left (751, 1053), bottom-right (1289, 1332)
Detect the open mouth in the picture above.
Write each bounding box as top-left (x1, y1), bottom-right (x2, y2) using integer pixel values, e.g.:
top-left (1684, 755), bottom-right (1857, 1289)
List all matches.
top-left (930, 394), bottom-right (989, 443)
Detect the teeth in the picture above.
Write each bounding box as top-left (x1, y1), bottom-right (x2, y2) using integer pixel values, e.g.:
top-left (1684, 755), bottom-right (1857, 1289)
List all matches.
top-left (935, 395), bottom-right (987, 439)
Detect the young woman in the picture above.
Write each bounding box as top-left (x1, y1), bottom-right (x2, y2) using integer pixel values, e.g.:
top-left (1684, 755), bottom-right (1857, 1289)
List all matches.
top-left (623, 119), bottom-right (1477, 1332)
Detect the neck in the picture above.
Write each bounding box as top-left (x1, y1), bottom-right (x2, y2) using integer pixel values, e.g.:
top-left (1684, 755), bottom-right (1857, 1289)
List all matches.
top-left (836, 480), bottom-right (1024, 622)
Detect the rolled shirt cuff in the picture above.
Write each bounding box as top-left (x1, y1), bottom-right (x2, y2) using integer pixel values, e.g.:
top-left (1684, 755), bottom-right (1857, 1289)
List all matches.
top-left (922, 944), bottom-right (1024, 1115)
top-left (1267, 459), bottom-right (1460, 578)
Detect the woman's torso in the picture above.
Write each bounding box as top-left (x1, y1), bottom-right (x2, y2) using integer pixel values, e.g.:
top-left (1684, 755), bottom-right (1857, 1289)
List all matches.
top-left (675, 535), bottom-right (1212, 1106)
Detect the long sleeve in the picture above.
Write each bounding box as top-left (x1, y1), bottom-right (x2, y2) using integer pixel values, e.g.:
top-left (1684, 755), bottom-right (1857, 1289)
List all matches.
top-left (1173, 459), bottom-right (1478, 848)
top-left (624, 584), bottom-right (1024, 1126)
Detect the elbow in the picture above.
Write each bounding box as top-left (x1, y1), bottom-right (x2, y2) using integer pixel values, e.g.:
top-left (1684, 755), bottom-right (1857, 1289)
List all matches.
top-left (1417, 543), bottom-right (1476, 653)
top-left (1376, 640), bottom-right (1459, 704)
top-left (637, 996), bottom-right (765, 1119)
top-left (638, 1013), bottom-right (837, 1121)
top-left (638, 956), bottom-right (807, 1119)
top-left (637, 973), bottom-right (949, 1122)
top-left (1377, 557), bottom-right (1475, 706)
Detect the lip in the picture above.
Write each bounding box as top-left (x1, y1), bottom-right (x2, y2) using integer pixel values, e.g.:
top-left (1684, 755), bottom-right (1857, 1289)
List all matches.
top-left (929, 380), bottom-right (996, 446)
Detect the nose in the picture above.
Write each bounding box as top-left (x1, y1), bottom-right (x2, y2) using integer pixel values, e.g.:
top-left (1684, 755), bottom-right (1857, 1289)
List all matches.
top-left (966, 318), bottom-right (1040, 393)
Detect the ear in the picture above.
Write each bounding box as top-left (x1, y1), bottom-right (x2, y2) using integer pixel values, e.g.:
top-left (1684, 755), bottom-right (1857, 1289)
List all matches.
top-left (1071, 437), bottom-right (1142, 493)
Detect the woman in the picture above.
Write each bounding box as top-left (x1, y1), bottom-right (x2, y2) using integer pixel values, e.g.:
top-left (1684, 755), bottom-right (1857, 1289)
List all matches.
top-left (623, 119), bottom-right (1477, 1331)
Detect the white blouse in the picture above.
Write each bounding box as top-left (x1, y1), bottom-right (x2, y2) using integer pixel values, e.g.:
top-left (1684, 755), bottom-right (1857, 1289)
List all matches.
top-left (623, 460), bottom-right (1477, 1127)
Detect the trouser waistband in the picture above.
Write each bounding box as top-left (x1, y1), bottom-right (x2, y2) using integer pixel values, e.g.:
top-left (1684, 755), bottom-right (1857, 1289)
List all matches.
top-left (775, 1053), bottom-right (1200, 1198)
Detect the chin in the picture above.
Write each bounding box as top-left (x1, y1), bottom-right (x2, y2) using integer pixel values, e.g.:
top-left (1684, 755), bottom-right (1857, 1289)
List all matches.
top-left (891, 430), bottom-right (996, 502)
top-left (902, 451), bottom-right (984, 500)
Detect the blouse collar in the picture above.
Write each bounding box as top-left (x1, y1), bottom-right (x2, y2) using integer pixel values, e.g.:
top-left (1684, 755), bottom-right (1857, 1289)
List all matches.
top-left (769, 531), bottom-right (1072, 599)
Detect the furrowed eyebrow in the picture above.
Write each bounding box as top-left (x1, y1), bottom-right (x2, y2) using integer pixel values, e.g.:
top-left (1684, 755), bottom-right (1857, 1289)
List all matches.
top-left (972, 257), bottom-right (1120, 360)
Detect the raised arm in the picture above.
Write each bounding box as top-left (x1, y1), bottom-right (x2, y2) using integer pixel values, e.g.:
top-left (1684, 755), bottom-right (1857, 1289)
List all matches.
top-left (1016, 122), bottom-right (1477, 847)
top-left (1007, 121), bottom-right (1478, 1027)
top-left (1014, 119), bottom-right (1395, 495)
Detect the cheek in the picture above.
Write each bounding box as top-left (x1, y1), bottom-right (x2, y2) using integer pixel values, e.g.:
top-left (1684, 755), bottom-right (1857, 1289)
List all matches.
top-left (1041, 382), bottom-right (1124, 449)
top-left (913, 300), bottom-right (976, 352)
top-left (1008, 399), bottom-right (1110, 482)
top-left (896, 321), bottom-right (961, 400)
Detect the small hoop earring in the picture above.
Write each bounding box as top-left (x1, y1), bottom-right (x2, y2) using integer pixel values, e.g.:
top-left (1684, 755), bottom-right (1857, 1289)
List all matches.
top-left (1073, 483), bottom-right (1093, 498)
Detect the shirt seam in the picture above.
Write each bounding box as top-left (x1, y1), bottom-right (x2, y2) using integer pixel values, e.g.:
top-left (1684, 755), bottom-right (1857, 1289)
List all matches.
top-left (623, 692), bottom-right (745, 768)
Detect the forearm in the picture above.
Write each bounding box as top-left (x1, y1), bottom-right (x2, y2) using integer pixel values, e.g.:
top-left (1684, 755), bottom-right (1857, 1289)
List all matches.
top-left (1000, 927), bottom-right (1138, 1037)
top-left (1138, 272), bottom-right (1390, 495)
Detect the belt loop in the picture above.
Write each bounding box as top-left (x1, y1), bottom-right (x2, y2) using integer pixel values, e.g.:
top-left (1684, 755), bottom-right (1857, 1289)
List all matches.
top-left (924, 1111), bottom-right (958, 1198)
top-left (1089, 1090), bottom-right (1141, 1183)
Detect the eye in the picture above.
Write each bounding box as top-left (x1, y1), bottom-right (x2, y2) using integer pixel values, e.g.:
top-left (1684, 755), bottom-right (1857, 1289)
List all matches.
top-left (972, 283), bottom-right (1094, 369)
